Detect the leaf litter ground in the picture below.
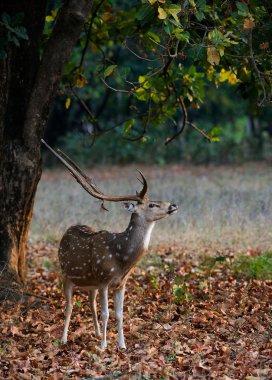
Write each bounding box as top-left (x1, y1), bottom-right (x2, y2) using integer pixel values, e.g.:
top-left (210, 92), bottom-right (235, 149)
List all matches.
top-left (0, 242), bottom-right (271, 379)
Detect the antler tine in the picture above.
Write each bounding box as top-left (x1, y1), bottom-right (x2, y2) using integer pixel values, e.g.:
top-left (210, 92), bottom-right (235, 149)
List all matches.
top-left (136, 169), bottom-right (148, 200)
top-left (41, 140), bottom-right (145, 203)
top-left (56, 148), bottom-right (104, 195)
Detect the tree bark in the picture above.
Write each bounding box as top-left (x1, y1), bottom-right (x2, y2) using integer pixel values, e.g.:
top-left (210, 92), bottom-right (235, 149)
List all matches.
top-left (0, 0), bottom-right (93, 299)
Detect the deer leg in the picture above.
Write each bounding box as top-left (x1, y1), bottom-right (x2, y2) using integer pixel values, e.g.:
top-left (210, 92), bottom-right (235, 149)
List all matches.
top-left (99, 287), bottom-right (109, 349)
top-left (114, 286), bottom-right (126, 349)
top-left (61, 277), bottom-right (74, 344)
top-left (89, 289), bottom-right (101, 338)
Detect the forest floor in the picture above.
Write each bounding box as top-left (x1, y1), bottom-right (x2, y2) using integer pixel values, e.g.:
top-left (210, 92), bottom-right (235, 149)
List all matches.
top-left (0, 242), bottom-right (271, 379)
top-left (1, 164), bottom-right (272, 379)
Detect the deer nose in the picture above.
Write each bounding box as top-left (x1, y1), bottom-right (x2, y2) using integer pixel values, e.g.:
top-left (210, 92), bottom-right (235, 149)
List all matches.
top-left (168, 204), bottom-right (178, 214)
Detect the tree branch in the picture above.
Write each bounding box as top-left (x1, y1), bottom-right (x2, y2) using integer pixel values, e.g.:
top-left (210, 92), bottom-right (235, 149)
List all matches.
top-left (248, 29), bottom-right (267, 106)
top-left (70, 86), bottom-right (101, 133)
top-left (187, 121), bottom-right (212, 141)
top-left (165, 95), bottom-right (187, 145)
top-left (125, 39), bottom-right (160, 62)
top-left (79, 0), bottom-right (106, 68)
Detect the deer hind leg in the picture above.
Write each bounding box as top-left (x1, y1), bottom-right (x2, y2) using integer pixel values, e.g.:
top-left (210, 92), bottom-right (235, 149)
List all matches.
top-left (61, 277), bottom-right (74, 344)
top-left (99, 287), bottom-right (109, 349)
top-left (114, 285), bottom-right (126, 349)
top-left (89, 289), bottom-right (101, 338)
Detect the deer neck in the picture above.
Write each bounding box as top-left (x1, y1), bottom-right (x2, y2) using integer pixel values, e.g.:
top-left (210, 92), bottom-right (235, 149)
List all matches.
top-left (120, 214), bottom-right (155, 265)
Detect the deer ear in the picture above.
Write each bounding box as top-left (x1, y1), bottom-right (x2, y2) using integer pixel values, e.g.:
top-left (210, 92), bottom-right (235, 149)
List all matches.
top-left (123, 202), bottom-right (137, 213)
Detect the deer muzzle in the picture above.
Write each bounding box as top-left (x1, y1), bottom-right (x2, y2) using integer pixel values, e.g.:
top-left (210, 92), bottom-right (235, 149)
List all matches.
top-left (168, 203), bottom-right (178, 214)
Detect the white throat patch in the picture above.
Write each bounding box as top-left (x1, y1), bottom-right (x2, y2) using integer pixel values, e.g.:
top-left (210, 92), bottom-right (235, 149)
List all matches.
top-left (143, 222), bottom-right (155, 249)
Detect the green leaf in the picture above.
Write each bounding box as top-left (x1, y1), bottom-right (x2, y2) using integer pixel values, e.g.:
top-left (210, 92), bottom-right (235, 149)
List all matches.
top-left (210, 126), bottom-right (222, 137)
top-left (75, 300), bottom-right (82, 308)
top-left (164, 25), bottom-right (173, 35)
top-left (146, 31), bottom-right (160, 43)
top-left (236, 2), bottom-right (249, 15)
top-left (208, 29), bottom-right (223, 46)
top-left (197, 0), bottom-right (207, 9)
top-left (1, 12), bottom-right (11, 25)
top-left (53, 339), bottom-right (59, 346)
top-left (134, 87), bottom-right (148, 101)
top-left (45, 15), bottom-right (55, 22)
top-left (188, 0), bottom-right (196, 6)
top-left (210, 126), bottom-right (221, 142)
top-left (14, 26), bottom-right (28, 40)
top-left (166, 4), bottom-right (181, 23)
top-left (187, 45), bottom-right (205, 61)
top-left (65, 98), bottom-right (71, 110)
top-left (173, 29), bottom-right (190, 42)
top-left (136, 4), bottom-right (153, 21)
top-left (174, 275), bottom-right (183, 285)
top-left (124, 119), bottom-right (135, 134)
top-left (11, 36), bottom-right (20, 47)
top-left (104, 65), bottom-right (117, 78)
top-left (215, 256), bottom-right (226, 262)
top-left (195, 11), bottom-right (205, 21)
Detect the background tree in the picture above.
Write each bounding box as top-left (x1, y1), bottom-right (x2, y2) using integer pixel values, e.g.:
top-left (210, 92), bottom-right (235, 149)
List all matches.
top-left (0, 0), bottom-right (271, 297)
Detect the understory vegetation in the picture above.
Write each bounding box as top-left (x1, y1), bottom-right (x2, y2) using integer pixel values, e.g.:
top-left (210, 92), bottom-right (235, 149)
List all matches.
top-left (51, 89), bottom-right (272, 166)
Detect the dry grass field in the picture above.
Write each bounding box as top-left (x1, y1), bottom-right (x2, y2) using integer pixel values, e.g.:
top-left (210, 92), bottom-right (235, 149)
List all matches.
top-left (31, 163), bottom-right (272, 255)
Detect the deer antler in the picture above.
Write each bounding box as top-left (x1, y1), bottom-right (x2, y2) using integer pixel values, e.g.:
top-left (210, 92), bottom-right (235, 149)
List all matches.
top-left (41, 140), bottom-right (148, 203)
top-left (56, 147), bottom-right (105, 195)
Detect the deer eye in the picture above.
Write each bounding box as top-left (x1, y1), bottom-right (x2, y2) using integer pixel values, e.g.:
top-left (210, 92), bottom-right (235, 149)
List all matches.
top-left (149, 203), bottom-right (159, 208)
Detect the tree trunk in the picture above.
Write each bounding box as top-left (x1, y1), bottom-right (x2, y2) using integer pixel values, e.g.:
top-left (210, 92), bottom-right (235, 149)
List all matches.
top-left (0, 1), bottom-right (46, 297)
top-left (0, 0), bottom-right (93, 299)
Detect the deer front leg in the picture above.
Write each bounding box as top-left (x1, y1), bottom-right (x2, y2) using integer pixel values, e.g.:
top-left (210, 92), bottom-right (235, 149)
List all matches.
top-left (114, 286), bottom-right (126, 349)
top-left (89, 289), bottom-right (101, 338)
top-left (61, 277), bottom-right (74, 344)
top-left (99, 287), bottom-right (109, 349)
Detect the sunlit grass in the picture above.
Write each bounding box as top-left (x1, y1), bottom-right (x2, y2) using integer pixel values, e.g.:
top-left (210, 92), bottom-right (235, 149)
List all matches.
top-left (30, 163), bottom-right (272, 254)
top-left (232, 252), bottom-right (272, 280)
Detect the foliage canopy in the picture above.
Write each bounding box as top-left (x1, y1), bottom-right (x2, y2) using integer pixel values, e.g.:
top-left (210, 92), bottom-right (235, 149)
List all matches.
top-left (43, 0), bottom-right (272, 145)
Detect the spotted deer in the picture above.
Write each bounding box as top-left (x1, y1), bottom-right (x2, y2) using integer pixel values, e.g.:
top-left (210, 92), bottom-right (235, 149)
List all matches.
top-left (42, 140), bottom-right (178, 349)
